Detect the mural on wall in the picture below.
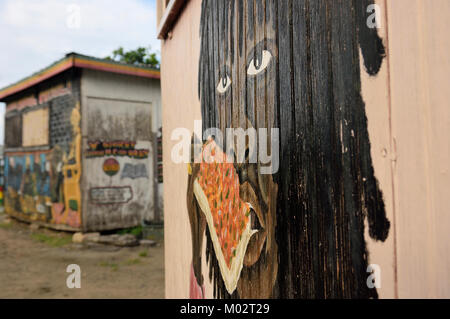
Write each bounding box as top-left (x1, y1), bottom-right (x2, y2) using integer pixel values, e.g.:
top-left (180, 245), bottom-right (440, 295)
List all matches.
top-left (86, 141), bottom-right (149, 159)
top-left (4, 103), bottom-right (82, 229)
top-left (89, 186), bottom-right (133, 205)
top-left (83, 97), bottom-right (155, 230)
top-left (187, 0), bottom-right (390, 299)
top-left (121, 163), bottom-right (149, 180)
top-left (85, 141), bottom-right (150, 203)
top-left (103, 158), bottom-right (121, 177)
top-left (4, 153), bottom-right (52, 222)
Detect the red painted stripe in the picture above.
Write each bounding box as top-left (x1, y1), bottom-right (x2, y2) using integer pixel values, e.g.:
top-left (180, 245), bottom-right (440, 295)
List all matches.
top-left (0, 59), bottom-right (74, 100)
top-left (0, 56), bottom-right (160, 100)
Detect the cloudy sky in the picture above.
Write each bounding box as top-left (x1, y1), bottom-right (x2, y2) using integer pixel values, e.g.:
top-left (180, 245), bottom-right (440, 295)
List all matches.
top-left (0, 0), bottom-right (160, 143)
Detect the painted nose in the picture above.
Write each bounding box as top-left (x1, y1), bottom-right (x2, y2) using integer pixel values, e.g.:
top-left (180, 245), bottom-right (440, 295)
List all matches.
top-left (234, 163), bottom-right (248, 184)
top-left (234, 147), bottom-right (251, 184)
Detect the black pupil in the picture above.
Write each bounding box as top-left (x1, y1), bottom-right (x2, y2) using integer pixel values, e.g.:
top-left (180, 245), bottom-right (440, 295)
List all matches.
top-left (254, 51), bottom-right (263, 69)
top-left (254, 58), bottom-right (260, 69)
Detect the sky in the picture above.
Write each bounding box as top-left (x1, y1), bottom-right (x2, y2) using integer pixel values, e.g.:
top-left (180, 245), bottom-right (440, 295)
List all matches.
top-left (0, 0), bottom-right (160, 144)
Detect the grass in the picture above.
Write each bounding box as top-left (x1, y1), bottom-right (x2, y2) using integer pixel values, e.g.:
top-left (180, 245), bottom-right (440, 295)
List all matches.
top-left (117, 225), bottom-right (143, 238)
top-left (97, 249), bottom-right (153, 274)
top-left (0, 222), bottom-right (13, 230)
top-left (138, 251), bottom-right (148, 258)
top-left (100, 257), bottom-right (143, 270)
top-left (99, 261), bottom-right (119, 271)
top-left (125, 258), bottom-right (141, 266)
top-left (31, 233), bottom-right (72, 247)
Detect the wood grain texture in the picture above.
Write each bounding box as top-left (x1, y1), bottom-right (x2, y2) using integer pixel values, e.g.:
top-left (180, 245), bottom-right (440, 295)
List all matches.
top-left (192, 0), bottom-right (390, 298)
top-left (385, 0), bottom-right (450, 298)
top-left (162, 0), bottom-right (450, 299)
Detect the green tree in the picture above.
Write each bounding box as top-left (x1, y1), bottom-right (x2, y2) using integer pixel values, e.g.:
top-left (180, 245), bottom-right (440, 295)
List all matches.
top-left (105, 46), bottom-right (160, 69)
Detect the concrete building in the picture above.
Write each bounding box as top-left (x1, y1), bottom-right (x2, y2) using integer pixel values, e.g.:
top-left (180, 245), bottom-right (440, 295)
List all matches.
top-left (0, 53), bottom-right (162, 231)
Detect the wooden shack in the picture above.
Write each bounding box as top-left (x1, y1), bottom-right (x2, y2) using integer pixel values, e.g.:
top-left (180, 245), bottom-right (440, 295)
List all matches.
top-left (0, 53), bottom-right (162, 232)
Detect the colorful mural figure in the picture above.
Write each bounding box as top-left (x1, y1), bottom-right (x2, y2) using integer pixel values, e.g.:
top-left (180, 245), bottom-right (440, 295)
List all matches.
top-left (4, 154), bottom-right (52, 222)
top-left (4, 103), bottom-right (82, 229)
top-left (58, 103), bottom-right (82, 228)
top-left (187, 0), bottom-right (390, 299)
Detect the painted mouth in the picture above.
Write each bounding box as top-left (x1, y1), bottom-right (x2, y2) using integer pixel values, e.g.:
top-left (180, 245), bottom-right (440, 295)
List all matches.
top-left (248, 203), bottom-right (263, 232)
top-left (244, 201), bottom-right (267, 267)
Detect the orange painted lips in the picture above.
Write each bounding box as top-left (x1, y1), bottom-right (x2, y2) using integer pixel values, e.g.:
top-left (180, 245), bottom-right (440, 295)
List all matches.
top-left (197, 140), bottom-right (250, 268)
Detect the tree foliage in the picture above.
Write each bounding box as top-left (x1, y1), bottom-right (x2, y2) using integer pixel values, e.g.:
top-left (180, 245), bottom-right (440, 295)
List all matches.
top-left (105, 46), bottom-right (160, 69)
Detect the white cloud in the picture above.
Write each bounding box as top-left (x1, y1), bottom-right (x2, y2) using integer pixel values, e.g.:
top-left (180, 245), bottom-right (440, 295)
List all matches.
top-left (0, 0), bottom-right (160, 144)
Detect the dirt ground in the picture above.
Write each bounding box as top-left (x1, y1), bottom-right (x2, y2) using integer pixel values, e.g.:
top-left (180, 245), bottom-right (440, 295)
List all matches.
top-left (0, 213), bottom-right (165, 299)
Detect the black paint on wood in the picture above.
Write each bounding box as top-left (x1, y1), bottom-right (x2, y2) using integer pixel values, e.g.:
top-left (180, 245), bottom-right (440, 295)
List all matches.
top-left (193, 0), bottom-right (390, 299)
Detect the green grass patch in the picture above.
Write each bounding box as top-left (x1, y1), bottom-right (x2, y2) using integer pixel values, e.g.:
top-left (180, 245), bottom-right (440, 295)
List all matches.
top-left (99, 261), bottom-right (119, 271)
top-left (117, 225), bottom-right (143, 238)
top-left (138, 251), bottom-right (148, 258)
top-left (125, 258), bottom-right (141, 266)
top-left (0, 222), bottom-right (13, 230)
top-left (31, 233), bottom-right (72, 247)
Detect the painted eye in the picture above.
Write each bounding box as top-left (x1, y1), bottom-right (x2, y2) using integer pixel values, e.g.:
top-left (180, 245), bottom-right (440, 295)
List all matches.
top-left (217, 75), bottom-right (232, 94)
top-left (247, 50), bottom-right (272, 76)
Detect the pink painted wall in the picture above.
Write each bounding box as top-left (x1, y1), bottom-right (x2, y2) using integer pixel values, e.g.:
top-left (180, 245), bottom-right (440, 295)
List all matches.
top-left (161, 0), bottom-right (450, 298)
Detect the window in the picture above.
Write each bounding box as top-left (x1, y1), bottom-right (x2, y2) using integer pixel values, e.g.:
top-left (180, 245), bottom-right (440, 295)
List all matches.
top-left (22, 108), bottom-right (49, 147)
top-left (5, 115), bottom-right (22, 148)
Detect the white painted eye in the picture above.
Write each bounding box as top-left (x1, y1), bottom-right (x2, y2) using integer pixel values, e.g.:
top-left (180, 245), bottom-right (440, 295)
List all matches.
top-left (247, 50), bottom-right (272, 76)
top-left (217, 75), bottom-right (232, 94)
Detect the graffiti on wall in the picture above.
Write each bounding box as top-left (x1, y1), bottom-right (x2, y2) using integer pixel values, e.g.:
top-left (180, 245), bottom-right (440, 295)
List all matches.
top-left (85, 141), bottom-right (149, 203)
top-left (4, 153), bottom-right (51, 222)
top-left (4, 103), bottom-right (82, 229)
top-left (85, 140), bottom-right (149, 206)
top-left (89, 186), bottom-right (133, 205)
top-left (186, 0), bottom-right (390, 299)
top-left (85, 141), bottom-right (149, 159)
top-left (120, 163), bottom-right (148, 180)
top-left (103, 158), bottom-right (120, 177)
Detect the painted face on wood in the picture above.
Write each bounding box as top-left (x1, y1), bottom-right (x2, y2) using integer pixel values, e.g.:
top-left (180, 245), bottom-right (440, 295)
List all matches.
top-left (190, 0), bottom-right (390, 299)
top-left (194, 0), bottom-right (280, 299)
